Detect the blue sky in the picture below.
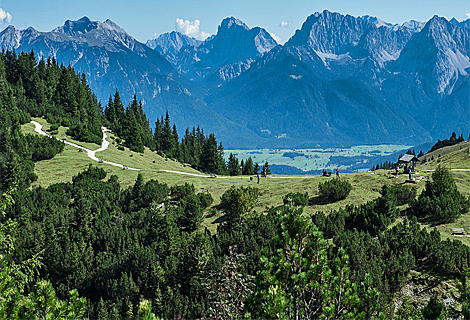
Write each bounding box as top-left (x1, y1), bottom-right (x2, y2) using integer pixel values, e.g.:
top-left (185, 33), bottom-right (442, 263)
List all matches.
top-left (1, 0), bottom-right (469, 44)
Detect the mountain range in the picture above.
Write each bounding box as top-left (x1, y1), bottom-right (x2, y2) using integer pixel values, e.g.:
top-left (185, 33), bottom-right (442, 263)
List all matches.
top-left (1, 11), bottom-right (469, 149)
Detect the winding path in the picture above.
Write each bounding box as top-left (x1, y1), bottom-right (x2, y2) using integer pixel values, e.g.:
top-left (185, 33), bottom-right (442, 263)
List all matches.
top-left (31, 121), bottom-right (141, 171)
top-left (32, 121), bottom-right (470, 177)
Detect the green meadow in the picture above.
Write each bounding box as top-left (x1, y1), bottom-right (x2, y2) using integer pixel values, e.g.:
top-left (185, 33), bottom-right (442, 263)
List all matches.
top-left (226, 144), bottom-right (412, 172)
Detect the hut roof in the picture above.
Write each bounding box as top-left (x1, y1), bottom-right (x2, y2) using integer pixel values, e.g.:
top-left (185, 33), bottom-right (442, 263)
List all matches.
top-left (399, 154), bottom-right (419, 163)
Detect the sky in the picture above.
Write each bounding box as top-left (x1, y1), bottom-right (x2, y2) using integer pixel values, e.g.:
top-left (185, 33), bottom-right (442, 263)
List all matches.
top-left (0, 0), bottom-right (469, 44)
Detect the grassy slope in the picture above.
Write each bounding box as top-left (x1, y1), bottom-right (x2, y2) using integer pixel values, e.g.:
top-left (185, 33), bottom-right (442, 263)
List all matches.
top-left (21, 119), bottom-right (470, 312)
top-left (22, 120), bottom-right (470, 235)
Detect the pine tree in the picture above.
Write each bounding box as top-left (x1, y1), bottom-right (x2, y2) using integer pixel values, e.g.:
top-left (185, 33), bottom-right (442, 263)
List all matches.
top-left (161, 111), bottom-right (174, 157)
top-left (244, 156), bottom-right (255, 175)
top-left (200, 133), bottom-right (220, 174)
top-left (254, 162), bottom-right (260, 174)
top-left (154, 118), bottom-right (162, 151)
top-left (228, 153), bottom-right (240, 176)
top-left (172, 123), bottom-right (181, 161)
top-left (124, 107), bottom-right (144, 153)
top-left (261, 161), bottom-right (271, 176)
top-left (248, 204), bottom-right (361, 319)
top-left (217, 142), bottom-right (228, 175)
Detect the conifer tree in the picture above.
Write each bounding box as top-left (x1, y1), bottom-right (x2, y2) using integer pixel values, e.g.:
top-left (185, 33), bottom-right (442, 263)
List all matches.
top-left (248, 204), bottom-right (361, 319)
top-left (154, 118), bottom-right (162, 151)
top-left (254, 162), bottom-right (260, 174)
top-left (200, 133), bottom-right (221, 174)
top-left (228, 153), bottom-right (240, 176)
top-left (244, 156), bottom-right (255, 175)
top-left (161, 111), bottom-right (174, 157)
top-left (261, 161), bottom-right (271, 175)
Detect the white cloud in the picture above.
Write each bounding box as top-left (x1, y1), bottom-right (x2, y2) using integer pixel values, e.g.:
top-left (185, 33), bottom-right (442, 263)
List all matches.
top-left (280, 21), bottom-right (290, 28)
top-left (175, 18), bottom-right (210, 41)
top-left (466, 12), bottom-right (470, 19)
top-left (270, 32), bottom-right (281, 44)
top-left (0, 8), bottom-right (12, 24)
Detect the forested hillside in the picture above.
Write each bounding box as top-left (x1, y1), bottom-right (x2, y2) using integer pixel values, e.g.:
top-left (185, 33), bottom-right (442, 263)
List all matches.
top-left (1, 50), bottom-right (470, 319)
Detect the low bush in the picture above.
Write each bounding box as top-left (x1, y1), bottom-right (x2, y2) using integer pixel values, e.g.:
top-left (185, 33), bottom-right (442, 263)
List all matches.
top-left (220, 186), bottom-right (259, 225)
top-left (318, 179), bottom-right (352, 202)
top-left (26, 134), bottom-right (65, 161)
top-left (117, 146), bottom-right (125, 151)
top-left (49, 123), bottom-right (60, 131)
top-left (198, 193), bottom-right (214, 208)
top-left (283, 192), bottom-right (309, 206)
top-left (171, 183), bottom-right (195, 201)
top-left (381, 184), bottom-right (417, 206)
top-left (412, 166), bottom-right (469, 223)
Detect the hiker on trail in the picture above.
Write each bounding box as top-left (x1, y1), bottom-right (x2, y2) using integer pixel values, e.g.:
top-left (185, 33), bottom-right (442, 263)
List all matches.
top-left (257, 173), bottom-right (260, 184)
top-left (396, 166), bottom-right (399, 178)
top-left (263, 169), bottom-right (266, 178)
top-left (408, 166), bottom-right (413, 180)
top-left (336, 168), bottom-right (339, 179)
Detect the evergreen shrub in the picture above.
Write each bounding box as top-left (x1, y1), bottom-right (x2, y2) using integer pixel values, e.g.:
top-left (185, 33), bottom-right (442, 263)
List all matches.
top-left (318, 179), bottom-right (352, 202)
top-left (412, 166), bottom-right (469, 223)
top-left (283, 192), bottom-right (309, 206)
top-left (197, 193), bottom-right (214, 208)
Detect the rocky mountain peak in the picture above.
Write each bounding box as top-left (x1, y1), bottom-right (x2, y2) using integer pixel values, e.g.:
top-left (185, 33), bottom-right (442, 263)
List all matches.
top-left (219, 17), bottom-right (249, 31)
top-left (53, 16), bottom-right (98, 36)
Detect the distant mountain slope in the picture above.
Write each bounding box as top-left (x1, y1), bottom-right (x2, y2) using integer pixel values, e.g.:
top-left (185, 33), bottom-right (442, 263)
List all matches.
top-left (154, 17), bottom-right (278, 82)
top-left (146, 31), bottom-right (202, 65)
top-left (203, 11), bottom-right (469, 147)
top-left (391, 15), bottom-right (470, 95)
top-left (205, 45), bottom-right (432, 148)
top-left (1, 12), bottom-right (469, 149)
top-left (0, 17), bottom-right (264, 147)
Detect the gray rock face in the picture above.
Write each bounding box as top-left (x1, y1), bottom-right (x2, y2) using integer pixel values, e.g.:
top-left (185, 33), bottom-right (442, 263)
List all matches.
top-left (0, 11), bottom-right (468, 148)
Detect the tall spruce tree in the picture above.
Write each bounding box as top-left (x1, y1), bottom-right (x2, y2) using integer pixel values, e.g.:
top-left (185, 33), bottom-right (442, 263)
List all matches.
top-left (228, 153), bottom-right (240, 176)
top-left (244, 156), bottom-right (255, 175)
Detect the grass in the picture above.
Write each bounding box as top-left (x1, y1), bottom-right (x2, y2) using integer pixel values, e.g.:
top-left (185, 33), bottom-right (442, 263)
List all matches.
top-left (22, 119), bottom-right (470, 236)
top-left (418, 140), bottom-right (470, 170)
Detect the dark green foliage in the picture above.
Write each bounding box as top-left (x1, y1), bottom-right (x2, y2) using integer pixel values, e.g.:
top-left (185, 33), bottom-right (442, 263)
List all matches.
top-left (25, 134), bottom-right (65, 161)
top-left (227, 153), bottom-right (240, 176)
top-left (6, 167), bottom-right (214, 319)
top-left (381, 184), bottom-right (417, 206)
top-left (72, 165), bottom-right (107, 183)
top-left (261, 161), bottom-right (270, 175)
top-left (318, 178), bottom-right (352, 202)
top-left (421, 295), bottom-right (443, 319)
top-left (412, 166), bottom-right (469, 223)
top-left (248, 204), bottom-right (362, 319)
top-left (197, 193), bottom-right (213, 208)
top-left (150, 115), bottom-right (227, 174)
top-left (200, 133), bottom-right (224, 174)
top-left (220, 186), bottom-right (259, 226)
top-left (254, 162), bottom-right (260, 174)
top-left (105, 93), bottom-right (152, 153)
top-left (243, 156), bottom-right (255, 175)
top-left (312, 184), bottom-right (400, 238)
top-left (282, 191), bottom-right (309, 206)
top-left (429, 131), bottom-right (465, 153)
top-left (170, 183), bottom-right (195, 201)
